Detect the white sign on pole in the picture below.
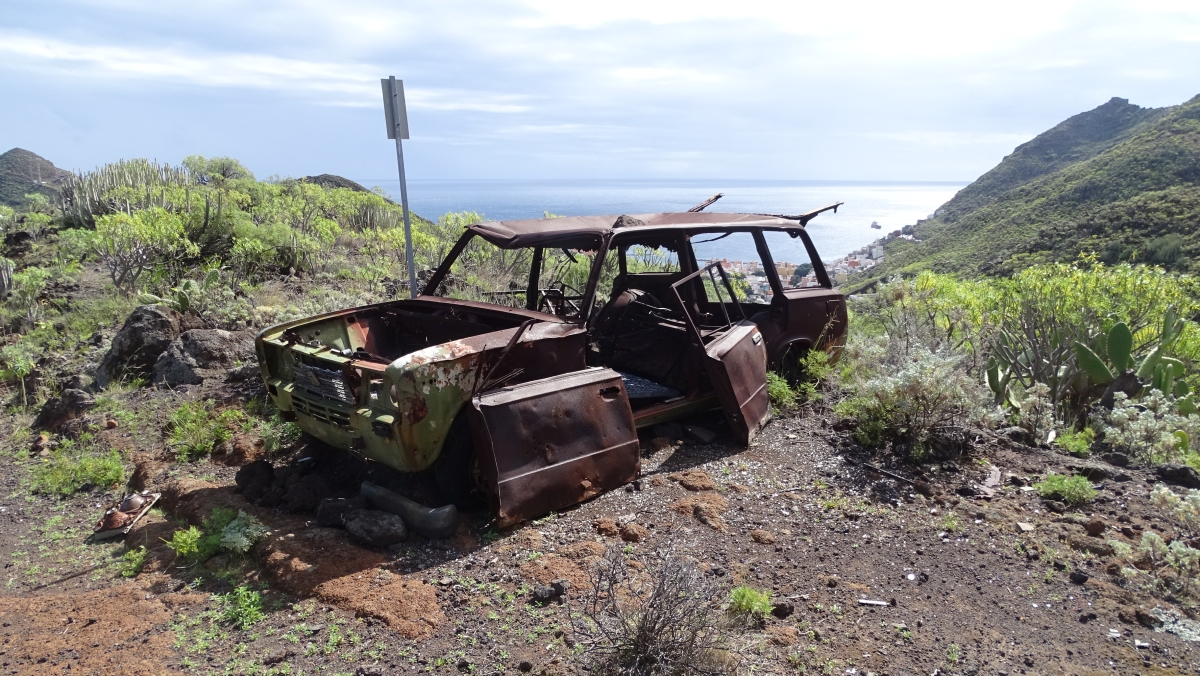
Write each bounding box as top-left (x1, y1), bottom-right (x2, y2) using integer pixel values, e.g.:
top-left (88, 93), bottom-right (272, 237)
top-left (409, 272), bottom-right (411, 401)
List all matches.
top-left (381, 78), bottom-right (410, 140)
top-left (382, 76), bottom-right (418, 298)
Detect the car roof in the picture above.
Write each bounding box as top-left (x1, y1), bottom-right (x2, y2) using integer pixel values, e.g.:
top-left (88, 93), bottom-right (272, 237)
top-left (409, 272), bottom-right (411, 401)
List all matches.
top-left (467, 212), bottom-right (805, 248)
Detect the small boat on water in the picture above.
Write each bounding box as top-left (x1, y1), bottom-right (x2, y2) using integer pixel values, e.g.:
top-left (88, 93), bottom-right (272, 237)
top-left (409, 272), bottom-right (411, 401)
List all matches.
top-left (870, 221), bottom-right (881, 229)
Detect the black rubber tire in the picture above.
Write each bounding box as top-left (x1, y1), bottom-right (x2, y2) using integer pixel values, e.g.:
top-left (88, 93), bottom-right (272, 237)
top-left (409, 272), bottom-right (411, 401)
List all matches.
top-left (775, 342), bottom-right (810, 388)
top-left (433, 412), bottom-right (482, 509)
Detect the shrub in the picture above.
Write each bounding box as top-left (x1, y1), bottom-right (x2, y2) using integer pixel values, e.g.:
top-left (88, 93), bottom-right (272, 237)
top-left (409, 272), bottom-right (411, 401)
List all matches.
top-left (727, 586), bottom-right (772, 618)
top-left (0, 341), bottom-right (37, 408)
top-left (167, 401), bottom-right (245, 461)
top-left (835, 344), bottom-right (988, 456)
top-left (120, 546), bottom-right (147, 578)
top-left (795, 347), bottom-right (833, 402)
top-left (92, 207), bottom-right (198, 294)
top-left (246, 396), bottom-right (302, 453)
top-left (165, 525), bottom-right (205, 560)
top-left (990, 263), bottom-right (1200, 422)
top-left (30, 450), bottom-right (124, 496)
top-left (1009, 382), bottom-right (1054, 442)
top-left (1055, 428), bottom-right (1095, 457)
top-left (1033, 472), bottom-right (1097, 506)
top-left (853, 263), bottom-right (1200, 431)
top-left (1135, 531), bottom-right (1200, 599)
top-left (1150, 484), bottom-right (1200, 535)
top-left (835, 395), bottom-right (889, 448)
top-left (848, 272), bottom-right (998, 374)
top-left (571, 543), bottom-right (734, 676)
top-left (214, 585), bottom-right (265, 630)
top-left (1102, 391), bottom-right (1200, 465)
top-left (218, 510), bottom-right (270, 554)
top-left (766, 372), bottom-right (796, 410)
top-left (164, 508), bottom-right (268, 564)
top-left (8, 266), bottom-right (51, 327)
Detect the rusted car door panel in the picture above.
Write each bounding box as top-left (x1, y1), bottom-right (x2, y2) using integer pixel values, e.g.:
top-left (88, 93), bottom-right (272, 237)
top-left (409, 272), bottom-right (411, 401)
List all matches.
top-left (669, 264), bottom-right (771, 446)
top-left (469, 367), bottom-right (640, 526)
top-left (780, 289), bottom-right (847, 358)
top-left (703, 320), bottom-right (770, 445)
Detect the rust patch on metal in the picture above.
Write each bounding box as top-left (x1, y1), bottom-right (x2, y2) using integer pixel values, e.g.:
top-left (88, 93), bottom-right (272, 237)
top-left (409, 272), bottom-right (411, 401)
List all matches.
top-left (406, 395), bottom-right (428, 425)
top-left (469, 367), bottom-right (639, 526)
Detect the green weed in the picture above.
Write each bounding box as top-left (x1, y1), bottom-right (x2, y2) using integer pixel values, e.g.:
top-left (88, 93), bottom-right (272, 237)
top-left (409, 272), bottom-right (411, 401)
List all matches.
top-left (1055, 428), bottom-right (1095, 457)
top-left (1034, 472), bottom-right (1097, 506)
top-left (795, 347), bottom-right (833, 402)
top-left (215, 585), bottom-right (265, 630)
top-left (164, 507), bottom-right (268, 564)
top-left (30, 442), bottom-right (124, 497)
top-left (167, 401), bottom-right (245, 461)
top-left (120, 546), bottom-right (147, 577)
top-left (767, 371), bottom-right (797, 410)
top-left (246, 396), bottom-right (301, 453)
top-left (938, 511), bottom-right (961, 533)
top-left (727, 585), bottom-right (773, 617)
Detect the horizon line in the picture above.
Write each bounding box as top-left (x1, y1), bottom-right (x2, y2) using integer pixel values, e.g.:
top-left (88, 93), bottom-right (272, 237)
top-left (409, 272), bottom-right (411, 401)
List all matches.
top-left (351, 177), bottom-right (970, 185)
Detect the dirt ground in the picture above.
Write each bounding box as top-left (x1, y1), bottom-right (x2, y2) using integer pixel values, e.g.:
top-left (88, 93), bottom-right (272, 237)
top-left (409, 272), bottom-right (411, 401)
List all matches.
top-left (4, 393), bottom-right (1200, 676)
top-left (0, 265), bottom-right (1197, 676)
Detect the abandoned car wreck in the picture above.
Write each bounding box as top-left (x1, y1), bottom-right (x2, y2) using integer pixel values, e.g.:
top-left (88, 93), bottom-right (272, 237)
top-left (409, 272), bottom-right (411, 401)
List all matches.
top-left (255, 207), bottom-right (847, 526)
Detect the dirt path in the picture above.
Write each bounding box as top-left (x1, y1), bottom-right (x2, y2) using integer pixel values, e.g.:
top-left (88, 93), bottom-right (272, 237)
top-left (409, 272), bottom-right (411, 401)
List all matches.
top-left (4, 405), bottom-right (1199, 675)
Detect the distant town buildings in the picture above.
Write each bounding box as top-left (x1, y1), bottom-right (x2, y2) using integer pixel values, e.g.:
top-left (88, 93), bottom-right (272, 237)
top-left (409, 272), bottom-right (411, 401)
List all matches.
top-left (700, 229), bottom-right (912, 291)
top-left (709, 258), bottom-right (761, 275)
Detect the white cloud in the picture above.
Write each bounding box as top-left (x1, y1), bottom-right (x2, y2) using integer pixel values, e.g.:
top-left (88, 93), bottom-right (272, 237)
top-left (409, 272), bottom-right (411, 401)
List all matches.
top-left (3, 0), bottom-right (1200, 179)
top-left (0, 31), bottom-right (373, 92)
top-left (517, 0), bottom-right (1080, 57)
top-left (862, 131), bottom-right (1035, 147)
top-left (0, 31), bottom-right (530, 112)
top-left (405, 89), bottom-right (532, 113)
top-left (611, 67), bottom-right (719, 83)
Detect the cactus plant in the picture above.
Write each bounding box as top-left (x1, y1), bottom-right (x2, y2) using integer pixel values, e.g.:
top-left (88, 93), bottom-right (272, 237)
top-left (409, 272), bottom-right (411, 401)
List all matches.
top-left (989, 305), bottom-right (1194, 425)
top-left (1072, 308), bottom-right (1192, 412)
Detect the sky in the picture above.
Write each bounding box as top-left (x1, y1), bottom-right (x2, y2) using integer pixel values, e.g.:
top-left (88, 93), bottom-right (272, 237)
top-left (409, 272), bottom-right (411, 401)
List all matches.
top-left (1, 0), bottom-right (1199, 182)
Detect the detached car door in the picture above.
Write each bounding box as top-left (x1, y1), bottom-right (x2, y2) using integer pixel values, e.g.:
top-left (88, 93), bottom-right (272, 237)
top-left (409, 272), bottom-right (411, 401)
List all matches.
top-left (671, 263), bottom-right (771, 445)
top-left (468, 367), bottom-right (640, 526)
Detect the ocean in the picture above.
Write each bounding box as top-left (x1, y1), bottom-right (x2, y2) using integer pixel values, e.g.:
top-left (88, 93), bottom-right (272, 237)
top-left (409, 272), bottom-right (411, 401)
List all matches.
top-left (355, 179), bottom-right (965, 265)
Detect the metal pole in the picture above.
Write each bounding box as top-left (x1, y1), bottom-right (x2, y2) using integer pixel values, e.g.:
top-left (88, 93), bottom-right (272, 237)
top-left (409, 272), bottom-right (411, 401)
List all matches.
top-left (390, 76), bottom-right (419, 299)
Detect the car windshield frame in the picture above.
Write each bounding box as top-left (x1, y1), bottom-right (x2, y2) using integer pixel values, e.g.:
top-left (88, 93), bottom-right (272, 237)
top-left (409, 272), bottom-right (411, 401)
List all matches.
top-left (420, 231), bottom-right (607, 322)
top-left (421, 216), bottom-right (834, 322)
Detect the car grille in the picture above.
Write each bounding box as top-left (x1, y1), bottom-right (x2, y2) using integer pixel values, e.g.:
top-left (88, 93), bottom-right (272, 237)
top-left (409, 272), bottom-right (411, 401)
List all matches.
top-left (293, 362), bottom-right (355, 404)
top-left (292, 395), bottom-right (352, 429)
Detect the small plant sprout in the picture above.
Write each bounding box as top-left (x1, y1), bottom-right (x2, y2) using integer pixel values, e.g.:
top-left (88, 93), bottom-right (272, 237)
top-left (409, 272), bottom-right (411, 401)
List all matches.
top-left (939, 511), bottom-right (961, 533)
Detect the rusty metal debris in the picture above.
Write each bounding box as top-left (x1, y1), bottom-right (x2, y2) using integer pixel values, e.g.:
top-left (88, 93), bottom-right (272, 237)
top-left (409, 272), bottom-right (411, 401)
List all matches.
top-left (256, 209), bottom-right (847, 523)
top-left (92, 491), bottom-right (159, 540)
top-left (687, 193), bottom-right (723, 212)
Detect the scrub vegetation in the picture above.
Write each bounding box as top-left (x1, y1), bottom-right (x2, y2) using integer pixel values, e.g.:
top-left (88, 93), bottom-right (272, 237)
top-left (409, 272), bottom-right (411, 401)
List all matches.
top-left (819, 263), bottom-right (1200, 470)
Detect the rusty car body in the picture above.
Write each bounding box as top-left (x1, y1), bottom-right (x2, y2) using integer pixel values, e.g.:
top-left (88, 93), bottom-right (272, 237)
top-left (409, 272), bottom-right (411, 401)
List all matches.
top-left (256, 207), bottom-right (847, 525)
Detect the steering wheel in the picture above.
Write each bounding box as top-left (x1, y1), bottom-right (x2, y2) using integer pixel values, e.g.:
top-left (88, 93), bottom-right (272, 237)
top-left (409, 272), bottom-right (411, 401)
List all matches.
top-left (537, 282), bottom-right (584, 316)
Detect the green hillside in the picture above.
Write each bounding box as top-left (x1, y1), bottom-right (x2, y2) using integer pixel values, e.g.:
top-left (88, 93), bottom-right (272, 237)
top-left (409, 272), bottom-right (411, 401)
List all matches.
top-left (859, 94), bottom-right (1200, 283)
top-left (0, 148), bottom-right (71, 208)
